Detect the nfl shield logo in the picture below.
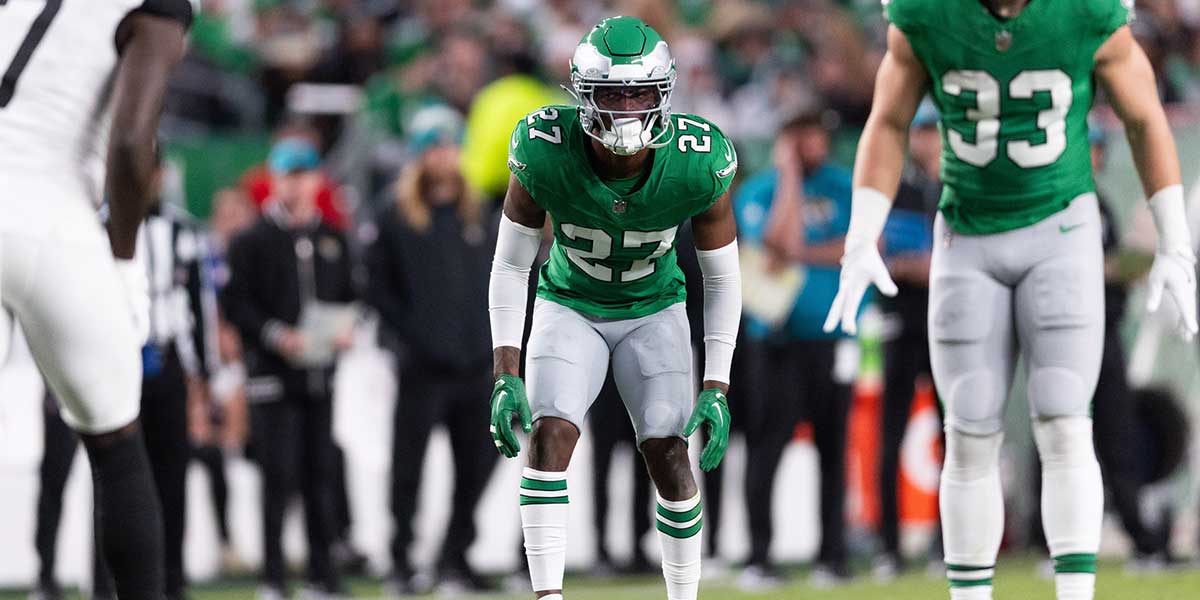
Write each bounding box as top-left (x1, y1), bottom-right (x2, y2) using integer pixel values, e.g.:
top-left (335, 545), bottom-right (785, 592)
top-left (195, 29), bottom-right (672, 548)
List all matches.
top-left (995, 30), bottom-right (1012, 52)
top-left (612, 199), bottom-right (628, 214)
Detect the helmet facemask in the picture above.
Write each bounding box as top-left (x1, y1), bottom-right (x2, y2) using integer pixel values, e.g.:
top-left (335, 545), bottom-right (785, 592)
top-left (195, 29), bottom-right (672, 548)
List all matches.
top-left (572, 73), bottom-right (676, 156)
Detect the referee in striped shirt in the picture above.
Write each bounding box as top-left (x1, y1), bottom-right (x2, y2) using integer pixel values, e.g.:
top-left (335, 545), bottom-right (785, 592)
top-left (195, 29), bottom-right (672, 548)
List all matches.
top-left (130, 155), bottom-right (210, 600)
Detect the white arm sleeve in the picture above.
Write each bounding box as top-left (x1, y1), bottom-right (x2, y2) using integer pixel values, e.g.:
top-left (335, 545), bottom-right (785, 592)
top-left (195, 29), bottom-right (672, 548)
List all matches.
top-left (844, 187), bottom-right (893, 252)
top-left (697, 240), bottom-right (742, 384)
top-left (489, 214), bottom-right (542, 349)
top-left (1149, 184), bottom-right (1194, 256)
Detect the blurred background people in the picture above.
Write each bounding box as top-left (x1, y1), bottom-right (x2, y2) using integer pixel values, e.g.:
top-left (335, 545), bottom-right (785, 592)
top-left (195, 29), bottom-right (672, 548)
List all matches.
top-left (133, 156), bottom-right (211, 600)
top-left (874, 100), bottom-right (942, 579)
top-left (221, 137), bottom-right (358, 599)
top-left (365, 116), bottom-right (498, 594)
top-left (733, 110), bottom-right (856, 589)
top-left (191, 186), bottom-right (257, 574)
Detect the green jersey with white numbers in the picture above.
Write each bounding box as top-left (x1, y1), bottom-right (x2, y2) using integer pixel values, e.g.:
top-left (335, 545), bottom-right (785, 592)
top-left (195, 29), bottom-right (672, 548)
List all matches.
top-left (508, 105), bottom-right (737, 319)
top-left (886, 0), bottom-right (1132, 234)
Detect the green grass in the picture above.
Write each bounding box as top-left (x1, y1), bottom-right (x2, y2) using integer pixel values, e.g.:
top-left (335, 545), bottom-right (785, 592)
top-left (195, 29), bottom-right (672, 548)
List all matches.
top-left (3, 557), bottom-right (1198, 599)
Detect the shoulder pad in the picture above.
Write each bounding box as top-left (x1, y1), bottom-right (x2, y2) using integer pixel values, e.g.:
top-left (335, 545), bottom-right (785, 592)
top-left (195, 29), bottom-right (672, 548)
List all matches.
top-left (671, 113), bottom-right (737, 206)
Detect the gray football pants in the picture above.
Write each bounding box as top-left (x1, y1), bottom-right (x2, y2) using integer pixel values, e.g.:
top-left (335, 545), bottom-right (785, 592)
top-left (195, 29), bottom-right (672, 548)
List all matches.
top-left (526, 299), bottom-right (694, 443)
top-left (929, 194), bottom-right (1105, 435)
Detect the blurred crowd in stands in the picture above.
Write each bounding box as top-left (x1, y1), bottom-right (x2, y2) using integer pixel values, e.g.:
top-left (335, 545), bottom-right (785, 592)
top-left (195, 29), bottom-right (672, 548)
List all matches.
top-left (36, 0), bottom-right (1193, 595)
top-left (165, 0), bottom-right (1200, 201)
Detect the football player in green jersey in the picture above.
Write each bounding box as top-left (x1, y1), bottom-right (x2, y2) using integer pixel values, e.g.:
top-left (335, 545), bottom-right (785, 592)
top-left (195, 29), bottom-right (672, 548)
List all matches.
top-left (486, 16), bottom-right (741, 600)
top-left (824, 2), bottom-right (1197, 599)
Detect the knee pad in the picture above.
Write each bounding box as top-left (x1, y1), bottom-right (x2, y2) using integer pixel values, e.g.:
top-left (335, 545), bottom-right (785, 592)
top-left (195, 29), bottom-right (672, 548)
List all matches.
top-left (1028, 366), bottom-right (1091, 419)
top-left (942, 428), bottom-right (1003, 482)
top-left (941, 369), bottom-right (1006, 435)
top-left (1033, 416), bottom-right (1095, 468)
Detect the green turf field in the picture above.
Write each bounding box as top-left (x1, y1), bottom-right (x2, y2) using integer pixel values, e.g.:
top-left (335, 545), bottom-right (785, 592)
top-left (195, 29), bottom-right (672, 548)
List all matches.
top-left (4, 557), bottom-right (1198, 600)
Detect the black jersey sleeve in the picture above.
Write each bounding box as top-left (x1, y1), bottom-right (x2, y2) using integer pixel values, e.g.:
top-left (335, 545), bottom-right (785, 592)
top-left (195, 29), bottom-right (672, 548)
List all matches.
top-left (130, 0), bottom-right (195, 27)
top-left (115, 0), bottom-right (195, 53)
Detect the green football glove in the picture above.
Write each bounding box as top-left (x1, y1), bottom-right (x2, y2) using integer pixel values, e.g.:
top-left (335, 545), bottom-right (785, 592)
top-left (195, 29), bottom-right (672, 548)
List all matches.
top-left (490, 374), bottom-right (532, 458)
top-left (683, 388), bottom-right (731, 472)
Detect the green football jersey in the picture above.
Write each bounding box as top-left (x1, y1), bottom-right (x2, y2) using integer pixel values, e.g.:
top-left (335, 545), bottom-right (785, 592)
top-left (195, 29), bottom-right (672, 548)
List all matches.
top-left (508, 105), bottom-right (737, 319)
top-left (886, 0), bottom-right (1132, 234)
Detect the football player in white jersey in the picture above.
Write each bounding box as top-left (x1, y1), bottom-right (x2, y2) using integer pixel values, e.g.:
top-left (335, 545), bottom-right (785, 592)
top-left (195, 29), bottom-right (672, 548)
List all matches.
top-left (0, 0), bottom-right (193, 597)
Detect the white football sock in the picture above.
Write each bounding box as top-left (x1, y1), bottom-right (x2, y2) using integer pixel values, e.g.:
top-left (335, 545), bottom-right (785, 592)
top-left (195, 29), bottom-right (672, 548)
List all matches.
top-left (950, 586), bottom-right (994, 600)
top-left (656, 492), bottom-right (702, 600)
top-left (941, 429), bottom-right (1003, 599)
top-left (520, 468), bottom-right (569, 593)
top-left (538, 595), bottom-right (564, 600)
top-left (1034, 417), bottom-right (1102, 600)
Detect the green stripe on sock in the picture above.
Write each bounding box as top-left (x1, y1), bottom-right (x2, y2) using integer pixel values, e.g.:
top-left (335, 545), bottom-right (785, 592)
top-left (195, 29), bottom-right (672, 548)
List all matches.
top-left (1054, 553), bottom-right (1097, 574)
top-left (520, 477), bottom-right (567, 492)
top-left (519, 495), bottom-right (569, 506)
top-left (656, 501), bottom-right (702, 524)
top-left (948, 578), bottom-right (993, 588)
top-left (656, 518), bottom-right (702, 539)
top-left (945, 564), bottom-right (995, 572)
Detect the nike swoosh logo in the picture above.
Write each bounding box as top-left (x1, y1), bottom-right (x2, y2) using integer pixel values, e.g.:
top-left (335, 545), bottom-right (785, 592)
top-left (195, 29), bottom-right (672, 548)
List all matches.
top-left (716, 140), bottom-right (737, 178)
top-left (1059, 223), bottom-right (1084, 234)
top-left (497, 391), bottom-right (508, 404)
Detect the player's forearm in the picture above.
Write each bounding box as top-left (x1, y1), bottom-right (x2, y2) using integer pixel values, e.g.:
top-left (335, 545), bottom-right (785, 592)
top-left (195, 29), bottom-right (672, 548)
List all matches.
top-left (1125, 113), bottom-right (1182, 199)
top-left (106, 143), bottom-right (154, 259)
top-left (852, 118), bottom-right (908, 199)
top-left (494, 346), bottom-right (521, 378)
top-left (105, 15), bottom-right (186, 258)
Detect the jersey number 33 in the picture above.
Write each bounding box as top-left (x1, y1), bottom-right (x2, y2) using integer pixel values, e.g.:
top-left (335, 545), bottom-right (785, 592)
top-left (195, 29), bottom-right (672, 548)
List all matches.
top-left (943, 68), bottom-right (1072, 169)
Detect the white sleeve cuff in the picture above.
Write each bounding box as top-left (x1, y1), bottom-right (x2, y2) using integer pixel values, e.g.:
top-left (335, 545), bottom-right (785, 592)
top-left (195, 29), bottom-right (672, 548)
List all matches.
top-left (489, 214), bottom-right (542, 349)
top-left (845, 187), bottom-right (893, 252)
top-left (1149, 184), bottom-right (1194, 256)
top-left (696, 240), bottom-right (741, 384)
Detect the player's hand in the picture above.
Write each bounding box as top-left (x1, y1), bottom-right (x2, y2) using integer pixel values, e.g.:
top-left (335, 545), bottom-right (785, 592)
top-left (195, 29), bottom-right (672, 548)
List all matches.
top-left (113, 258), bottom-right (150, 345)
top-left (823, 243), bottom-right (898, 335)
top-left (772, 133), bottom-right (803, 177)
top-left (490, 374), bottom-right (532, 458)
top-left (1146, 248), bottom-right (1198, 341)
top-left (276, 328), bottom-right (308, 358)
top-left (683, 388), bottom-right (731, 472)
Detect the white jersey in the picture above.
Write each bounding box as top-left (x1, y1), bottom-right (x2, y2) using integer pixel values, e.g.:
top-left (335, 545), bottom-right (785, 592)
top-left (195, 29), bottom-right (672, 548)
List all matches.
top-left (0, 0), bottom-right (193, 223)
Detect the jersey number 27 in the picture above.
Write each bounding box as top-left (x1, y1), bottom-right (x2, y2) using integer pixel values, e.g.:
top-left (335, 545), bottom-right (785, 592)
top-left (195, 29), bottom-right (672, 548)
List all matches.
top-left (560, 224), bottom-right (678, 283)
top-left (0, 0), bottom-right (61, 108)
top-left (942, 69), bottom-right (1072, 169)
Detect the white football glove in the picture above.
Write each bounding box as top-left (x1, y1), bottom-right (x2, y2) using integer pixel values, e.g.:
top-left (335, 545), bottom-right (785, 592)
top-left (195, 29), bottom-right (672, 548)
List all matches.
top-left (1146, 249), bottom-right (1197, 341)
top-left (114, 258), bottom-right (151, 345)
top-left (1146, 185), bottom-right (1198, 342)
top-left (823, 243), bottom-right (898, 335)
top-left (823, 187), bottom-right (898, 336)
